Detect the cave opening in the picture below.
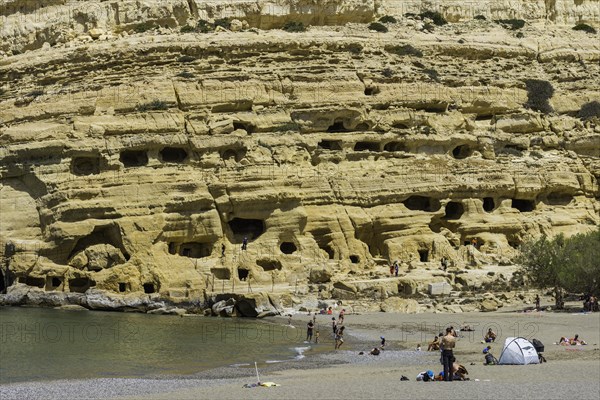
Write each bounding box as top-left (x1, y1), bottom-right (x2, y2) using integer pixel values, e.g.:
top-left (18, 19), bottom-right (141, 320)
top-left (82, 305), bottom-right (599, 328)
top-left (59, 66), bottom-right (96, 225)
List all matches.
top-left (323, 244), bottom-right (335, 259)
top-left (483, 197), bottom-right (495, 212)
top-left (512, 199), bottom-right (535, 212)
top-left (257, 259), bottom-right (283, 271)
top-left (508, 240), bottom-right (520, 249)
top-left (143, 283), bottom-right (155, 294)
top-left (444, 201), bottom-right (464, 219)
top-left (349, 255), bottom-right (360, 264)
top-left (120, 150), bottom-right (148, 167)
top-left (327, 119), bottom-right (350, 133)
top-left (353, 141), bottom-right (380, 152)
top-left (221, 148), bottom-right (246, 162)
top-left (119, 282), bottom-right (127, 292)
top-left (318, 140), bottom-right (343, 150)
top-left (233, 121), bottom-right (255, 134)
top-left (160, 147), bottom-right (188, 163)
top-left (228, 218), bottom-right (265, 242)
top-left (404, 196), bottom-right (439, 212)
top-left (452, 144), bottom-right (473, 159)
top-left (418, 249), bottom-right (429, 262)
top-left (546, 192), bottom-right (573, 206)
top-left (47, 276), bottom-right (62, 289)
top-left (383, 141), bottom-right (408, 152)
top-left (24, 276), bottom-right (45, 288)
top-left (69, 277), bottom-right (95, 293)
top-left (71, 157), bottom-right (100, 176)
top-left (280, 242), bottom-right (297, 254)
top-left (68, 224), bottom-right (130, 264)
top-left (238, 268), bottom-right (249, 281)
top-left (178, 242), bottom-right (213, 258)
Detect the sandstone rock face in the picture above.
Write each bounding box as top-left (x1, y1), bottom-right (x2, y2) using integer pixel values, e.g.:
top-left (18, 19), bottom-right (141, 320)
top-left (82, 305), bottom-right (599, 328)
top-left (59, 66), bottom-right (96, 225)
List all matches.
top-left (380, 297), bottom-right (419, 313)
top-left (0, 1), bottom-right (599, 312)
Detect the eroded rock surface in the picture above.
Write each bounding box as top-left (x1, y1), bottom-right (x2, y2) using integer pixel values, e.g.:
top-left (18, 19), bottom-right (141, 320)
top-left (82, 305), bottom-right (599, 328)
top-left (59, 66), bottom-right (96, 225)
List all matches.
top-left (0, 1), bottom-right (599, 313)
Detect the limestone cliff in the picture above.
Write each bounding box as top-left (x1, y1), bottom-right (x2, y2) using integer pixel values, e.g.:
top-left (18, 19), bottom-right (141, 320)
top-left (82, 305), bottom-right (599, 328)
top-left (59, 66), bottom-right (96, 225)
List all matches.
top-left (0, 0), bottom-right (599, 312)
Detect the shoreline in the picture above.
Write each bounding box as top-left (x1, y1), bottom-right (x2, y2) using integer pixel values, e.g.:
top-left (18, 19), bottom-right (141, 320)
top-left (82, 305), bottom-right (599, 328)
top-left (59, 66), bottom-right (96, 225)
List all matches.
top-left (1, 307), bottom-right (599, 399)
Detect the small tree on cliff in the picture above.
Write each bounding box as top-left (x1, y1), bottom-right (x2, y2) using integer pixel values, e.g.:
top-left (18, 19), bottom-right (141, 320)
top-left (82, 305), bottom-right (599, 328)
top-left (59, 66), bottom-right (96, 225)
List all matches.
top-left (518, 228), bottom-right (600, 309)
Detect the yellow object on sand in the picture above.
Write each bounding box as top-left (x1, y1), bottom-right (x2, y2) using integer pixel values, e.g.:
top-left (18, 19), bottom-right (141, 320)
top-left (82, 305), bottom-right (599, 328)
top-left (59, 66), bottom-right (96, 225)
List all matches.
top-left (260, 382), bottom-right (280, 387)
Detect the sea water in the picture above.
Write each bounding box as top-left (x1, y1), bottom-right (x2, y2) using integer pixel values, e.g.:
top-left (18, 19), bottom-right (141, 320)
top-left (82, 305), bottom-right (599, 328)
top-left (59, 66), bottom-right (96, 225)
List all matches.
top-left (0, 307), bottom-right (318, 384)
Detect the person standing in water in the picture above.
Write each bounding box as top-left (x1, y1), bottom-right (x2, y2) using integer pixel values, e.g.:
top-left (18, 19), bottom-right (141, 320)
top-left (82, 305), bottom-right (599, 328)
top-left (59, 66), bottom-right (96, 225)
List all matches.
top-left (306, 320), bottom-right (314, 342)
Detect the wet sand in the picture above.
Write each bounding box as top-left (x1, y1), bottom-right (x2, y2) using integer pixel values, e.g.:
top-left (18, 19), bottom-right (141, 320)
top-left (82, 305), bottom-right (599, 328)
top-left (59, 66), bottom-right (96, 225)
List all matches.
top-left (1, 304), bottom-right (598, 400)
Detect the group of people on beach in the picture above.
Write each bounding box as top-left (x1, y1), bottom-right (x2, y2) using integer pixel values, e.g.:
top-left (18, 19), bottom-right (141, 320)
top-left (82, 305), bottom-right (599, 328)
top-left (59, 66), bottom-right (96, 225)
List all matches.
top-left (417, 326), bottom-right (470, 382)
top-left (303, 306), bottom-right (347, 350)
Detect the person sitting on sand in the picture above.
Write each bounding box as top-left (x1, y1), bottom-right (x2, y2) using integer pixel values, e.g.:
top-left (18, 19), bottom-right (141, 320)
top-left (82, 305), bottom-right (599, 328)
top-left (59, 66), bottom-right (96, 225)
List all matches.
top-left (427, 336), bottom-right (440, 351)
top-left (452, 363), bottom-right (469, 381)
top-left (461, 324), bottom-right (474, 332)
top-left (483, 346), bottom-right (497, 365)
top-left (569, 334), bottom-right (587, 345)
top-left (484, 328), bottom-right (496, 343)
top-left (370, 347), bottom-right (380, 356)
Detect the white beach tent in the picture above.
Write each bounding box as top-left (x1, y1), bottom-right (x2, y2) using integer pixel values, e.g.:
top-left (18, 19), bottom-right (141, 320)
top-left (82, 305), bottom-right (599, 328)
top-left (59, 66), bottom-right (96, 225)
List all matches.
top-left (498, 337), bottom-right (540, 365)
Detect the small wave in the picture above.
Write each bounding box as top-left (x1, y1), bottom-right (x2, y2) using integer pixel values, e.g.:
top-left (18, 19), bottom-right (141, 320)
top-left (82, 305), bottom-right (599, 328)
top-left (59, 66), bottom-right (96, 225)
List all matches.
top-left (230, 363), bottom-right (251, 367)
top-left (265, 359), bottom-right (287, 364)
top-left (294, 346), bottom-right (311, 360)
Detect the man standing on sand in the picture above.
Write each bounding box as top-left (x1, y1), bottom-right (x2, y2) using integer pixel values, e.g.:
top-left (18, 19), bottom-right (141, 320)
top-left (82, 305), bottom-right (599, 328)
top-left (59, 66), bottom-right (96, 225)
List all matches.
top-left (535, 294), bottom-right (541, 310)
top-left (339, 308), bottom-right (345, 324)
top-left (441, 327), bottom-right (456, 382)
top-left (332, 317), bottom-right (338, 336)
top-left (242, 237), bottom-right (248, 250)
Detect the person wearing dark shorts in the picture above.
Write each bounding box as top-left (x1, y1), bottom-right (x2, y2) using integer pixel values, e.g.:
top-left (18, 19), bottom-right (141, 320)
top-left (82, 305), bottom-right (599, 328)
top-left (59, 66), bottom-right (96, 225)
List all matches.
top-left (306, 321), bottom-right (314, 342)
top-left (441, 327), bottom-right (456, 381)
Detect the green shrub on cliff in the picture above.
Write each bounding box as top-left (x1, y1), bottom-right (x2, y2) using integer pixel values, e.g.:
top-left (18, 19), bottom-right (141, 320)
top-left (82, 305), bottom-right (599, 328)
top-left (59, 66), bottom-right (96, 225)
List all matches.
top-left (386, 44), bottom-right (423, 57)
top-left (573, 23), bottom-right (597, 34)
top-left (282, 21), bottom-right (307, 32)
top-left (578, 101), bottom-right (600, 120)
top-left (134, 22), bottom-right (154, 33)
top-left (197, 19), bottom-right (213, 33)
top-left (495, 19), bottom-right (526, 30)
top-left (178, 55), bottom-right (196, 63)
top-left (137, 100), bottom-right (168, 112)
top-left (214, 18), bottom-right (231, 30)
top-left (176, 71), bottom-right (195, 79)
top-left (419, 11), bottom-right (447, 26)
top-left (523, 79), bottom-right (554, 114)
top-left (180, 24), bottom-right (195, 33)
top-left (368, 22), bottom-right (388, 33)
top-left (379, 15), bottom-right (397, 24)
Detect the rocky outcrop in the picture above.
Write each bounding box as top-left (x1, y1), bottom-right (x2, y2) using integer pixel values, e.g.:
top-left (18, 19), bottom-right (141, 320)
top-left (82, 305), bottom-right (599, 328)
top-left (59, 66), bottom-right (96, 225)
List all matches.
top-left (0, 1), bottom-right (599, 313)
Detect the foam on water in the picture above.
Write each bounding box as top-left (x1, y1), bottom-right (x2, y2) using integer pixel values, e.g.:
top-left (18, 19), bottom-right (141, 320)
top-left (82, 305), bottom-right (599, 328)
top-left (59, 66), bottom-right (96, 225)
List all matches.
top-left (294, 346), bottom-right (311, 360)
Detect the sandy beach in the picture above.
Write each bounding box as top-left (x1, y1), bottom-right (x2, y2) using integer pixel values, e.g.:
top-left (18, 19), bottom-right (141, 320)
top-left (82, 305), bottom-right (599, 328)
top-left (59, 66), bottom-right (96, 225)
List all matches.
top-left (1, 302), bottom-right (598, 400)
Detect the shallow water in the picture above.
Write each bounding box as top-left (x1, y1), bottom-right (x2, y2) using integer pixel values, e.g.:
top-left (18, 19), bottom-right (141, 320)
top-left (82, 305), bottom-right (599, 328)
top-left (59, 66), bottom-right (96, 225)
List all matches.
top-left (0, 307), bottom-right (323, 384)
